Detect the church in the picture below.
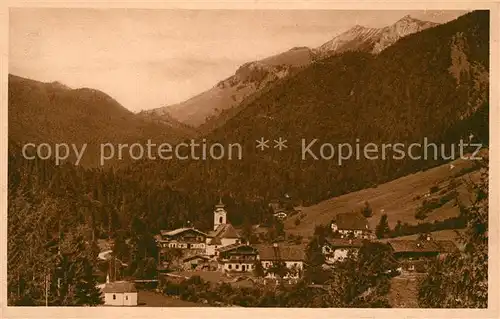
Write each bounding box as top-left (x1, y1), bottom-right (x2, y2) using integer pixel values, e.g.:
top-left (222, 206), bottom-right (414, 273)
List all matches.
top-left (155, 199), bottom-right (241, 258)
top-left (205, 199), bottom-right (241, 256)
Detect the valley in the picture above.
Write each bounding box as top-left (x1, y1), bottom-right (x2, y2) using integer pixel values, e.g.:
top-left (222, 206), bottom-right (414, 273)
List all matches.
top-left (6, 10), bottom-right (490, 309)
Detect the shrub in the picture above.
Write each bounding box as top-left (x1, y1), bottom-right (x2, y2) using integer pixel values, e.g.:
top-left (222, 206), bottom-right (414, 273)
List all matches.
top-left (361, 201), bottom-right (373, 218)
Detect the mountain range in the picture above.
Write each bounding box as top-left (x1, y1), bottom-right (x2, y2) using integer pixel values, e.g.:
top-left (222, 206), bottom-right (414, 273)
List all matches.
top-left (165, 10), bottom-right (489, 205)
top-left (141, 15), bottom-right (439, 128)
top-left (8, 11), bottom-right (489, 210)
top-left (8, 75), bottom-right (195, 166)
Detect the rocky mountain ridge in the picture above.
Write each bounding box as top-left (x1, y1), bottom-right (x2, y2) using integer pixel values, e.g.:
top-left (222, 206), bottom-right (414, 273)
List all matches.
top-left (143, 15), bottom-right (440, 127)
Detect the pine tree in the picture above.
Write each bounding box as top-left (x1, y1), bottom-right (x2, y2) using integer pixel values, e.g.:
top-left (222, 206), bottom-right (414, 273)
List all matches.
top-left (361, 201), bottom-right (373, 218)
top-left (393, 220), bottom-right (403, 237)
top-left (304, 229), bottom-right (329, 284)
top-left (375, 214), bottom-right (391, 239)
top-left (253, 260), bottom-right (265, 277)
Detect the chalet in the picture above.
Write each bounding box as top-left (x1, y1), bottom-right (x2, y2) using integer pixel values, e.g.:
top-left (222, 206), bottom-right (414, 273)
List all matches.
top-left (387, 239), bottom-right (458, 272)
top-left (102, 281), bottom-right (137, 306)
top-left (330, 212), bottom-right (373, 239)
top-left (217, 243), bottom-right (259, 273)
top-left (255, 244), bottom-right (305, 279)
top-left (205, 199), bottom-right (242, 256)
top-left (155, 227), bottom-right (207, 250)
top-left (322, 238), bottom-right (364, 264)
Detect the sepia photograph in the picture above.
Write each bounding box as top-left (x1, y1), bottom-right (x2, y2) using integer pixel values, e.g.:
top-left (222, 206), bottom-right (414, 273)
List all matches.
top-left (3, 3), bottom-right (494, 314)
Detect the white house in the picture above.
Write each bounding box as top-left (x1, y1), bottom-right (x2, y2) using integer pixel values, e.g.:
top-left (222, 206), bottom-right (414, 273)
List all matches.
top-left (102, 281), bottom-right (138, 306)
top-left (322, 238), bottom-right (364, 264)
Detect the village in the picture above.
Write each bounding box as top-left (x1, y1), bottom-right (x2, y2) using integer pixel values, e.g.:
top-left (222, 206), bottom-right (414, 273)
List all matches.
top-left (98, 198), bottom-right (459, 306)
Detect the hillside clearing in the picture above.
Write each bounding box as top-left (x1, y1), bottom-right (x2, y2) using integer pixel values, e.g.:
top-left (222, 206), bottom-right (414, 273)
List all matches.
top-left (284, 156), bottom-right (482, 238)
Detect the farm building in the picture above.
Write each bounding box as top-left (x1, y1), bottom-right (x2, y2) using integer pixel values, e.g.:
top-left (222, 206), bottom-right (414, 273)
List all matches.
top-left (255, 244), bottom-right (305, 279)
top-left (330, 212), bottom-right (373, 239)
top-left (387, 238), bottom-right (458, 272)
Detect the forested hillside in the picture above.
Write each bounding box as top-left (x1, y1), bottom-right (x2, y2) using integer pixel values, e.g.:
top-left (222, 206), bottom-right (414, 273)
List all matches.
top-left (7, 143), bottom-right (272, 305)
top-left (168, 11), bottom-right (489, 205)
top-left (8, 75), bottom-right (195, 166)
top-left (7, 10), bottom-right (490, 307)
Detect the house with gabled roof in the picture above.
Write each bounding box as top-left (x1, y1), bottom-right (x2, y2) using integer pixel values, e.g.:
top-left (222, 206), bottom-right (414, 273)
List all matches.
top-left (216, 243), bottom-right (259, 272)
top-left (387, 238), bottom-right (458, 272)
top-left (155, 227), bottom-right (208, 250)
top-left (254, 244), bottom-right (305, 279)
top-left (331, 212), bottom-right (373, 239)
top-left (102, 281), bottom-right (137, 306)
top-left (181, 254), bottom-right (211, 271)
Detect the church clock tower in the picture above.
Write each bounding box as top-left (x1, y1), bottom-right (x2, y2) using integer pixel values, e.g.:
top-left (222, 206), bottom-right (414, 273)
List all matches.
top-left (213, 198), bottom-right (227, 230)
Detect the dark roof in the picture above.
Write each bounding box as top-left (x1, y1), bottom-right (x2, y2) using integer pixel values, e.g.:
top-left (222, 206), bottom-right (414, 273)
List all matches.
top-left (208, 224), bottom-right (240, 239)
top-left (102, 281), bottom-right (137, 293)
top-left (255, 244), bottom-right (306, 261)
top-left (160, 227), bottom-right (207, 237)
top-left (324, 238), bottom-right (364, 248)
top-left (434, 240), bottom-right (459, 253)
top-left (217, 243), bottom-right (252, 253)
top-left (333, 213), bottom-right (369, 231)
top-left (209, 237), bottom-right (222, 245)
top-left (182, 255), bottom-right (210, 262)
top-left (252, 225), bottom-right (270, 234)
top-left (388, 240), bottom-right (454, 253)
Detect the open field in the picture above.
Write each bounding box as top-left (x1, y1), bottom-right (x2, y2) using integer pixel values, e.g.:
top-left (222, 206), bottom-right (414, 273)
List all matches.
top-left (284, 156), bottom-right (482, 239)
top-left (138, 290), bottom-right (209, 307)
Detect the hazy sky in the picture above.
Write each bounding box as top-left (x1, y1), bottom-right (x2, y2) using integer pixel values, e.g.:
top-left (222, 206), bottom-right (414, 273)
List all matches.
top-left (10, 9), bottom-right (467, 112)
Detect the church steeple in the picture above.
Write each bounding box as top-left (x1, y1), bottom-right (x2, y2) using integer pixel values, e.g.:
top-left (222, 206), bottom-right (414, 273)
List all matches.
top-left (213, 198), bottom-right (227, 230)
top-left (216, 197), bottom-right (225, 208)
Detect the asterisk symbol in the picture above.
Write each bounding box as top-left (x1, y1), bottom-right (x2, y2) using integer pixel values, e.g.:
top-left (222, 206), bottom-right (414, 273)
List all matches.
top-left (274, 137), bottom-right (288, 151)
top-left (256, 137), bottom-right (269, 151)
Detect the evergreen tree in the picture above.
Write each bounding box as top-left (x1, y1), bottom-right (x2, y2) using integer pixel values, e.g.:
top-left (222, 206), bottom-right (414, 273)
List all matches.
top-left (393, 220), bottom-right (403, 237)
top-left (240, 217), bottom-right (255, 243)
top-left (326, 241), bottom-right (398, 307)
top-left (375, 214), bottom-right (391, 239)
top-left (253, 260), bottom-right (265, 277)
top-left (304, 227), bottom-right (329, 284)
top-left (361, 201), bottom-right (373, 218)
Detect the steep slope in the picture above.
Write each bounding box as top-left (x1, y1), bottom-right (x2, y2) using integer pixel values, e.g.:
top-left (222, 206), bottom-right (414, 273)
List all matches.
top-left (141, 47), bottom-right (315, 127)
top-left (316, 25), bottom-right (383, 56)
top-left (8, 74), bottom-right (194, 166)
top-left (372, 15), bottom-right (439, 53)
top-left (167, 10), bottom-right (488, 206)
top-left (282, 156), bottom-right (482, 238)
top-left (147, 15), bottom-right (439, 128)
top-left (316, 15), bottom-right (438, 57)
